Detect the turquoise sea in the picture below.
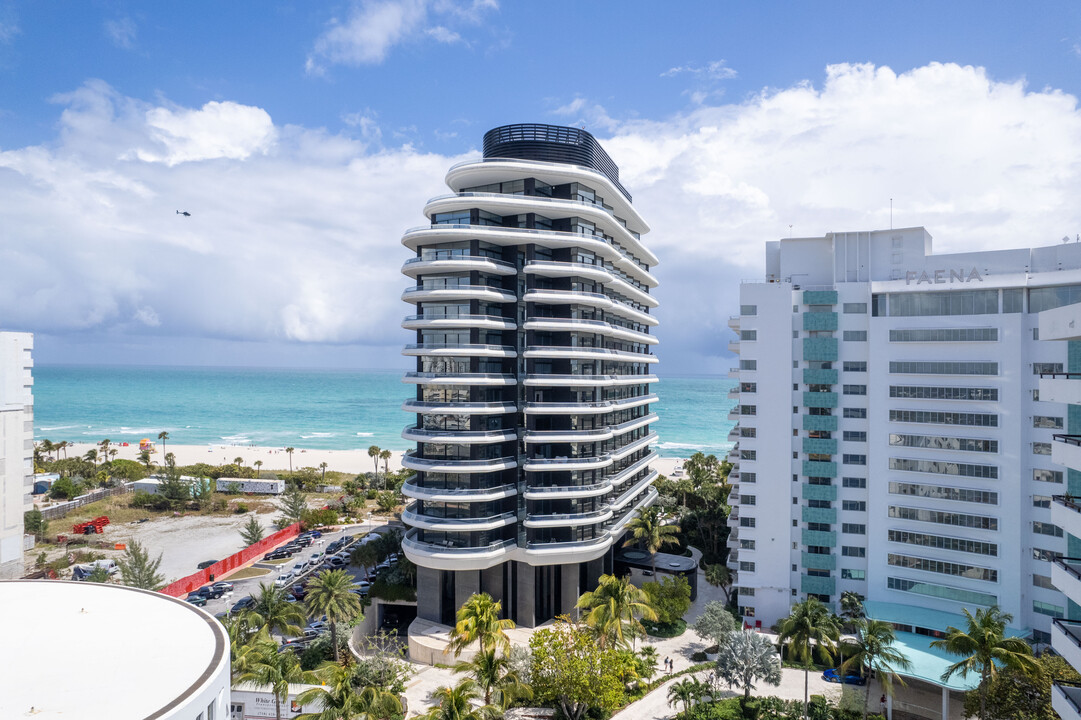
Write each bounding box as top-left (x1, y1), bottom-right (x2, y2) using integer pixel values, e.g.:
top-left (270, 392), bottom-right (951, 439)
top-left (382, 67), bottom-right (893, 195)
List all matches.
top-left (32, 366), bottom-right (737, 459)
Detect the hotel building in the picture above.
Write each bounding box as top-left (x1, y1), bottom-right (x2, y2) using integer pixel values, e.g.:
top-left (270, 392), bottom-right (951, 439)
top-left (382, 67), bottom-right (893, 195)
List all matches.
top-left (398, 124), bottom-right (659, 627)
top-left (0, 332), bottom-right (33, 580)
top-left (730, 229), bottom-right (1081, 710)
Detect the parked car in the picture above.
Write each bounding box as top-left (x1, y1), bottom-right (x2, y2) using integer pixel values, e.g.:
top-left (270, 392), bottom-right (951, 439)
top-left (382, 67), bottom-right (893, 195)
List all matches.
top-left (211, 581), bottom-right (234, 593)
top-left (230, 596), bottom-right (256, 614)
top-left (308, 619), bottom-right (328, 631)
top-left (264, 549), bottom-right (291, 561)
top-left (822, 669), bottom-right (866, 686)
top-left (296, 536), bottom-right (314, 547)
top-left (327, 557), bottom-right (347, 568)
top-left (355, 579), bottom-right (371, 591)
top-left (275, 571), bottom-right (296, 587)
top-left (306, 530), bottom-right (323, 539)
top-left (291, 584), bottom-right (308, 601)
top-left (194, 585), bottom-right (226, 599)
top-left (197, 559), bottom-right (219, 570)
top-left (309, 549), bottom-right (325, 562)
top-left (292, 561), bottom-right (307, 574)
top-left (186, 595), bottom-right (208, 607)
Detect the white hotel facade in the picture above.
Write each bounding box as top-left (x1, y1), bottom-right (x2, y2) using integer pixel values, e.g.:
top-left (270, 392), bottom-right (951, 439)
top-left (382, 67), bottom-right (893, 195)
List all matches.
top-left (730, 228), bottom-right (1081, 692)
top-left (0, 332), bottom-right (33, 580)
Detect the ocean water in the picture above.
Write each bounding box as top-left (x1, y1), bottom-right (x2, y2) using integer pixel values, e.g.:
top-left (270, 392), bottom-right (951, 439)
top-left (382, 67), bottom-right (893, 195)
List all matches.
top-left (32, 366), bottom-right (737, 459)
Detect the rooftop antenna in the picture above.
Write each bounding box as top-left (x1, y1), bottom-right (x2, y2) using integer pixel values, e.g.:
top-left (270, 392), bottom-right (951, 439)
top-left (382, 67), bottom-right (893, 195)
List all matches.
top-left (788, 224), bottom-right (793, 238)
top-left (890, 198), bottom-right (893, 230)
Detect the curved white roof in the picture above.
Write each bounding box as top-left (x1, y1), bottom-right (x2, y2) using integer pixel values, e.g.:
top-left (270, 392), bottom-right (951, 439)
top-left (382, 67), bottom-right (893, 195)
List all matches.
top-left (0, 580), bottom-right (228, 718)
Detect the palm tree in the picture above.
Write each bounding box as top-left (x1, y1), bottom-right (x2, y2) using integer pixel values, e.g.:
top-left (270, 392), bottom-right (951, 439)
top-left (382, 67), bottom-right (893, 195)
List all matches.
top-left (453, 648), bottom-right (532, 709)
top-left (109, 447), bottom-right (118, 463)
top-left (367, 445), bottom-right (381, 487)
top-left (98, 438), bottom-right (111, 465)
top-left (164, 452), bottom-right (176, 468)
top-left (319, 461), bottom-right (328, 483)
top-left (56, 440), bottom-right (68, 460)
top-left (285, 447), bottom-right (295, 473)
top-left (295, 662), bottom-right (402, 720)
top-left (840, 619), bottom-right (911, 720)
top-left (576, 574), bottom-right (658, 649)
top-left (704, 563), bottom-right (733, 605)
top-left (622, 505), bottom-right (681, 576)
top-left (246, 582), bottom-right (307, 638)
top-left (138, 449), bottom-right (154, 472)
top-left (234, 456), bottom-right (244, 467)
top-left (667, 677), bottom-right (702, 714)
top-left (929, 606), bottom-right (1039, 720)
top-left (254, 459), bottom-right (263, 477)
top-left (419, 679), bottom-right (500, 720)
top-left (157, 431), bottom-right (169, 456)
top-left (379, 449), bottom-right (391, 479)
top-left (84, 448), bottom-right (98, 465)
top-left (777, 597), bottom-right (840, 720)
top-left (237, 642), bottom-right (317, 720)
top-left (447, 592), bottom-right (516, 658)
top-left (303, 569), bottom-right (363, 663)
top-left (40, 439), bottom-right (55, 462)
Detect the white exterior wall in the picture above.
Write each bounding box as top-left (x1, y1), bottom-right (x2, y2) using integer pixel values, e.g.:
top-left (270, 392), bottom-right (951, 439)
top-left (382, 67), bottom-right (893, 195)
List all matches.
top-left (0, 333), bottom-right (33, 580)
top-left (734, 228), bottom-right (1081, 635)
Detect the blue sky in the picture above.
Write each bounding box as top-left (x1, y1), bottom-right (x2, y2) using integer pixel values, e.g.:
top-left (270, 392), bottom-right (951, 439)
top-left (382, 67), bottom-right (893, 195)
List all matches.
top-left (2, 1), bottom-right (1081, 373)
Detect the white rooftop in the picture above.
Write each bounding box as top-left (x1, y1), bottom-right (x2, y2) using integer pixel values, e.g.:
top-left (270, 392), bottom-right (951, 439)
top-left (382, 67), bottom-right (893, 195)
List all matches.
top-left (0, 580), bottom-right (228, 718)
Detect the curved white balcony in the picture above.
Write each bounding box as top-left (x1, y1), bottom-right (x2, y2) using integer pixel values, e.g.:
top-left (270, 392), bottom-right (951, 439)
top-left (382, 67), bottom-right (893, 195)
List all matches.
top-left (522, 374), bottom-right (658, 388)
top-left (608, 394), bottom-right (659, 412)
top-left (524, 288), bottom-right (658, 327)
top-left (524, 259), bottom-right (611, 285)
top-left (403, 372), bottom-right (516, 386)
top-left (609, 432), bottom-right (658, 462)
top-left (402, 529), bottom-right (516, 570)
top-left (402, 480), bottom-right (517, 502)
top-left (611, 470), bottom-right (659, 511)
top-left (523, 400), bottom-right (612, 415)
top-left (401, 426), bottom-right (518, 445)
top-left (522, 480), bottom-right (613, 500)
top-left (523, 427), bottom-right (615, 444)
top-left (403, 505), bottom-right (517, 532)
top-left (523, 346), bottom-right (658, 363)
top-left (610, 486), bottom-right (659, 535)
top-left (611, 413), bottom-right (658, 437)
top-left (727, 388), bottom-right (739, 399)
top-left (522, 316), bottom-right (611, 334)
top-left (607, 324), bottom-right (658, 345)
top-left (402, 255), bottom-right (517, 277)
top-left (521, 533), bottom-right (613, 561)
top-left (524, 507), bottom-right (613, 528)
top-left (403, 343), bottom-right (517, 358)
top-left (402, 451), bottom-right (517, 473)
top-left (402, 400), bottom-right (517, 415)
top-left (402, 314), bottom-right (516, 331)
top-left (402, 284), bottom-right (517, 304)
top-left (609, 451), bottom-right (657, 487)
top-left (403, 224), bottom-right (618, 265)
top-left (523, 454), bottom-right (613, 472)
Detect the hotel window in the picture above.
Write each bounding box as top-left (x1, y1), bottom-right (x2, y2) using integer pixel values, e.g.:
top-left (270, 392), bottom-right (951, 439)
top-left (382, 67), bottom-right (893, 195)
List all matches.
top-left (888, 457), bottom-right (997, 479)
top-left (842, 477), bottom-right (867, 489)
top-left (1033, 521), bottom-right (1063, 538)
top-left (740, 305), bottom-right (757, 316)
top-left (889, 386), bottom-right (998, 401)
top-left (889, 328), bottom-right (998, 342)
top-left (1033, 600), bottom-right (1065, 618)
top-left (1034, 363), bottom-right (1064, 375)
top-left (889, 434), bottom-right (997, 453)
top-left (1033, 495), bottom-right (1052, 509)
top-left (887, 577), bottom-right (997, 606)
top-left (843, 330), bottom-right (867, 341)
top-left (1033, 547), bottom-right (1063, 562)
top-left (888, 554), bottom-right (997, 582)
top-left (740, 517), bottom-right (756, 528)
top-left (889, 361), bottom-right (998, 375)
top-left (888, 482), bottom-right (997, 505)
top-left (1033, 416), bottom-right (1064, 430)
top-left (843, 431), bottom-right (867, 442)
top-left (843, 408), bottom-right (867, 419)
top-left (843, 361), bottom-right (867, 372)
top-left (842, 500), bottom-right (866, 511)
top-left (888, 506), bottom-right (997, 530)
top-left (843, 454), bottom-right (867, 465)
top-left (843, 303), bottom-right (867, 314)
top-left (740, 359), bottom-right (757, 370)
top-left (740, 382), bottom-right (757, 393)
top-left (740, 405), bottom-right (756, 415)
top-left (842, 546), bottom-right (866, 557)
top-left (1033, 442), bottom-right (1051, 455)
top-left (1033, 389), bottom-right (1040, 401)
top-left (1033, 574), bottom-right (1057, 590)
top-left (740, 450), bottom-right (757, 460)
top-left (842, 523), bottom-right (866, 534)
top-left (1003, 288), bottom-right (1024, 313)
top-left (1034, 469), bottom-right (1064, 484)
top-left (843, 385), bottom-right (867, 395)
top-left (739, 561), bottom-right (756, 572)
top-left (742, 472), bottom-right (756, 483)
top-left (887, 289), bottom-right (999, 317)
top-left (841, 569), bottom-right (866, 580)
top-left (888, 529), bottom-right (998, 557)
top-left (888, 409), bottom-right (997, 427)
top-left (739, 606), bottom-right (756, 617)
top-left (739, 426), bottom-right (757, 437)
top-left (739, 587), bottom-right (755, 596)
top-left (740, 539), bottom-right (756, 550)
top-left (1028, 284), bottom-right (1081, 312)
top-left (740, 330), bottom-right (757, 341)
top-left (743, 495), bottom-right (757, 505)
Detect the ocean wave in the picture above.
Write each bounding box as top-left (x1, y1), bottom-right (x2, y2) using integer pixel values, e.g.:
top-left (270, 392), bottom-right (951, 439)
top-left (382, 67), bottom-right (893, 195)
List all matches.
top-left (657, 441), bottom-right (732, 451)
top-left (38, 425), bottom-right (80, 432)
top-left (300, 433), bottom-right (336, 439)
top-left (220, 435), bottom-right (252, 442)
top-left (355, 432), bottom-right (375, 437)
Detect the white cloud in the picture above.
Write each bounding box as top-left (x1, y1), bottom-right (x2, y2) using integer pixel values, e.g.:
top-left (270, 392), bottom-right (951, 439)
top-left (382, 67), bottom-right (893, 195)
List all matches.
top-left (551, 96), bottom-right (619, 133)
top-left (661, 60), bottom-right (738, 80)
top-left (306, 0), bottom-right (498, 73)
top-left (135, 101), bottom-right (277, 166)
top-left (104, 17), bottom-right (136, 49)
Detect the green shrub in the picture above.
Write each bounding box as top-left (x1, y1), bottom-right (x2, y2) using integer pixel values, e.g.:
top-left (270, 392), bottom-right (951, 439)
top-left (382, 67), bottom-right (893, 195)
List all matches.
top-left (368, 579), bottom-right (417, 602)
top-left (641, 619), bottom-right (687, 638)
top-left (301, 507), bottom-right (339, 528)
top-left (366, 489), bottom-right (378, 500)
top-left (235, 503), bottom-right (250, 514)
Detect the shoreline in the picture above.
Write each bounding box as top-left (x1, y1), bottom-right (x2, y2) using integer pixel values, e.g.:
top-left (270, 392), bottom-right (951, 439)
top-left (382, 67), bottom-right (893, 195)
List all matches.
top-left (63, 442), bottom-right (689, 478)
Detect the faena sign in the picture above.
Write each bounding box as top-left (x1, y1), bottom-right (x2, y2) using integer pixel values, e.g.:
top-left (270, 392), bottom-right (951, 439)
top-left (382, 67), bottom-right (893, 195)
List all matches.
top-left (905, 267), bottom-right (983, 285)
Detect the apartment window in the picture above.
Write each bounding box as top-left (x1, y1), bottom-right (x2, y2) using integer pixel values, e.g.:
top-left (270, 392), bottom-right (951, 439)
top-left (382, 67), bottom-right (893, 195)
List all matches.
top-left (1033, 389), bottom-right (1041, 401)
top-left (841, 569), bottom-right (866, 580)
top-left (740, 305), bottom-right (757, 316)
top-left (1003, 288), bottom-right (1024, 313)
top-left (843, 361), bottom-right (867, 372)
top-left (1033, 327), bottom-right (1040, 340)
top-left (843, 454), bottom-right (867, 466)
top-left (888, 553), bottom-right (997, 582)
top-left (1034, 363), bottom-right (1064, 375)
top-left (843, 431), bottom-right (867, 442)
top-left (740, 382), bottom-right (758, 394)
top-left (1033, 521), bottom-right (1063, 538)
top-left (889, 386), bottom-right (998, 401)
top-left (887, 289), bottom-right (999, 317)
top-left (1033, 495), bottom-right (1052, 509)
top-left (740, 539), bottom-right (756, 550)
top-left (888, 577), bottom-right (997, 606)
top-left (740, 561), bottom-right (756, 572)
top-left (888, 409), bottom-right (997, 427)
top-left (740, 517), bottom-right (756, 528)
top-left (843, 303), bottom-right (867, 314)
top-left (740, 426), bottom-right (757, 437)
top-left (842, 500), bottom-right (866, 512)
top-left (889, 482), bottom-right (997, 505)
top-left (740, 359), bottom-right (757, 370)
top-left (889, 434), bottom-right (998, 453)
top-left (793, 331), bottom-right (799, 339)
top-left (1033, 442), bottom-right (1051, 455)
top-left (1033, 600), bottom-right (1065, 618)
top-left (842, 546), bottom-right (866, 558)
top-left (842, 477), bottom-right (867, 489)
top-left (844, 408), bottom-right (867, 419)
top-left (740, 330), bottom-right (757, 341)
top-left (888, 529), bottom-right (997, 557)
top-left (208, 703), bottom-right (216, 720)
top-left (1034, 469), bottom-right (1064, 484)
top-left (742, 472), bottom-right (756, 483)
top-left (743, 495), bottom-right (757, 505)
top-left (1029, 285), bottom-right (1081, 312)
top-left (1033, 416), bottom-right (1064, 430)
top-left (888, 457), bottom-right (997, 479)
top-left (1034, 547), bottom-right (1063, 562)
top-left (842, 524), bottom-right (866, 535)
top-left (889, 361), bottom-right (998, 375)
top-left (740, 450), bottom-right (757, 461)
top-left (843, 330), bottom-right (867, 341)
top-left (740, 606), bottom-right (756, 617)
top-left (739, 586), bottom-right (755, 596)
top-left (1033, 574), bottom-right (1057, 590)
top-left (740, 405), bottom-right (757, 416)
top-left (843, 385), bottom-right (867, 395)
top-left (889, 328), bottom-right (998, 342)
top-left (888, 506), bottom-right (997, 530)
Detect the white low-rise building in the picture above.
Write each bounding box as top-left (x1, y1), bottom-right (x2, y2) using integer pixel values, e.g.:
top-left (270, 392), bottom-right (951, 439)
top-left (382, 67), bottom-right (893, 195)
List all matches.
top-left (0, 332), bottom-right (33, 579)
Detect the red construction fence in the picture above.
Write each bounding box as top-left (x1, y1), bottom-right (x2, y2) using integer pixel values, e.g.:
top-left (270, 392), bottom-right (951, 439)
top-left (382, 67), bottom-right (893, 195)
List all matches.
top-left (158, 522), bottom-right (302, 597)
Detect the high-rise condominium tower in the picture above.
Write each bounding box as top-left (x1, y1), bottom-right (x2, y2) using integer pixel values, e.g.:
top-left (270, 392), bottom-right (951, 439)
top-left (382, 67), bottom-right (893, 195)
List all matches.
top-left (399, 124), bottom-right (659, 627)
top-left (0, 332), bottom-right (33, 580)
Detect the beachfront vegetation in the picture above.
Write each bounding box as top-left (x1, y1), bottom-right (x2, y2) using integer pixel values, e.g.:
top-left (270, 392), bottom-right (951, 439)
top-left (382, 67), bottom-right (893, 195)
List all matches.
top-left (961, 652), bottom-right (1081, 720)
top-left (642, 574), bottom-right (692, 635)
top-left (623, 504), bottom-right (682, 575)
top-left (577, 573), bottom-right (658, 649)
top-left (23, 508), bottom-right (48, 541)
top-left (239, 515), bottom-right (265, 546)
top-left (448, 592), bottom-right (515, 657)
top-left (840, 619), bottom-right (911, 720)
top-left (715, 629), bottom-right (783, 700)
top-left (529, 617), bottom-right (626, 720)
top-left (276, 486), bottom-right (308, 528)
top-left (654, 451), bottom-right (733, 568)
top-left (117, 539), bottom-right (165, 590)
top-left (777, 597), bottom-right (840, 719)
top-left (693, 600), bottom-right (739, 649)
top-left (303, 569), bottom-right (364, 663)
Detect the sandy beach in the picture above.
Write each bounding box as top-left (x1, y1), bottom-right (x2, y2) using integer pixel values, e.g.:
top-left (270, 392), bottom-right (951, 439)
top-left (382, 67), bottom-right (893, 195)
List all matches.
top-left (65, 442), bottom-right (688, 478)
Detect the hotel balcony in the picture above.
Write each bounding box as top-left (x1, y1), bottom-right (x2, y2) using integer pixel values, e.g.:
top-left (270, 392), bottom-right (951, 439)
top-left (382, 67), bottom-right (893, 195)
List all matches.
top-left (523, 507), bottom-right (614, 528)
top-left (1052, 681), bottom-right (1081, 720)
top-left (728, 408), bottom-right (740, 422)
top-left (400, 426), bottom-right (518, 445)
top-left (402, 400), bottom-right (518, 415)
top-left (727, 426), bottom-right (739, 442)
top-left (1052, 434), bottom-right (1081, 473)
top-left (1052, 557), bottom-right (1081, 606)
top-left (522, 374), bottom-right (659, 388)
top-left (523, 454), bottom-right (614, 472)
top-left (522, 346), bottom-right (658, 364)
top-left (402, 254), bottom-right (517, 277)
top-left (402, 451), bottom-right (517, 473)
top-left (1038, 372), bottom-right (1081, 405)
top-left (403, 372), bottom-right (516, 386)
top-left (523, 480), bottom-right (613, 500)
top-left (611, 412), bottom-right (659, 436)
top-left (401, 284), bottom-right (517, 304)
top-left (402, 343), bottom-right (517, 358)
top-left (402, 313), bottom-right (516, 331)
top-left (727, 388), bottom-right (739, 400)
top-left (401, 481), bottom-right (517, 503)
top-left (611, 471), bottom-right (658, 510)
top-left (523, 427), bottom-right (615, 443)
top-left (402, 505), bottom-right (517, 532)
top-left (523, 259), bottom-right (612, 284)
top-left (727, 367), bottom-right (740, 379)
top-left (1053, 619), bottom-right (1081, 675)
top-left (728, 340), bottom-right (740, 354)
top-left (609, 453), bottom-right (657, 487)
top-left (727, 315), bottom-right (740, 331)
top-left (610, 433), bottom-right (658, 462)
top-left (402, 529), bottom-right (515, 571)
top-left (1053, 495), bottom-right (1081, 543)
top-left (523, 288), bottom-right (658, 326)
